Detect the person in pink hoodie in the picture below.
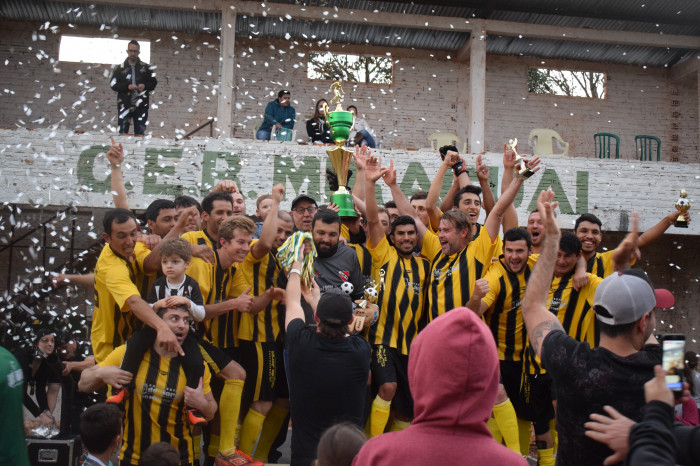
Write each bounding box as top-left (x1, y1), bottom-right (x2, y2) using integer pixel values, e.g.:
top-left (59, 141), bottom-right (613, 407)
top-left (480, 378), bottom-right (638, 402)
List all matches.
top-left (353, 307), bottom-right (528, 465)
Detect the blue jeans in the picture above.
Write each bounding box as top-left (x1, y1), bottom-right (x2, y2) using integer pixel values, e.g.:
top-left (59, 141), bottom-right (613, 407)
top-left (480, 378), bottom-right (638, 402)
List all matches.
top-left (118, 105), bottom-right (148, 135)
top-left (358, 129), bottom-right (376, 148)
top-left (256, 129), bottom-right (272, 140)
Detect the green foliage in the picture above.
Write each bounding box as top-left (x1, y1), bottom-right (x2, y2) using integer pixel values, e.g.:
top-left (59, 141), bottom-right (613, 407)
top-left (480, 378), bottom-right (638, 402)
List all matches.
top-left (308, 52), bottom-right (392, 84)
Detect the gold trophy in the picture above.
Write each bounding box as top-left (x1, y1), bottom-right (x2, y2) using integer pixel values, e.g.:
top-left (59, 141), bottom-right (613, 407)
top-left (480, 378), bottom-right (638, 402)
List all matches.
top-left (674, 190), bottom-right (690, 228)
top-left (350, 270), bottom-right (385, 333)
top-left (507, 138), bottom-right (535, 179)
top-left (321, 81), bottom-right (358, 217)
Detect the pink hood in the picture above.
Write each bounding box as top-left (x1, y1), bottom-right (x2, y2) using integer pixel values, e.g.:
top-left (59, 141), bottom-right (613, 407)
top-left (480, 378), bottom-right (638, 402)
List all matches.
top-left (354, 308), bottom-right (526, 465)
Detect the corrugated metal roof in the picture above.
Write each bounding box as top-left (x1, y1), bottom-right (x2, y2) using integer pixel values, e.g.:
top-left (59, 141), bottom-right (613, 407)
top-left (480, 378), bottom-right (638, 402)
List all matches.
top-left (1, 0), bottom-right (698, 67)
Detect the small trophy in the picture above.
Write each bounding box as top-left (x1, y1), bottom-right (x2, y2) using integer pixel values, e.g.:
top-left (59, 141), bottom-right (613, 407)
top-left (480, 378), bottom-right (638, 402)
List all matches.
top-left (350, 270), bottom-right (385, 333)
top-left (674, 190), bottom-right (690, 228)
top-left (322, 81), bottom-right (358, 217)
top-left (507, 138), bottom-right (535, 179)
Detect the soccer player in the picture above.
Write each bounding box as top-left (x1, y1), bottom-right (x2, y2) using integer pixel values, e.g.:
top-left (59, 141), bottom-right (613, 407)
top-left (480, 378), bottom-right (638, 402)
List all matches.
top-left (80, 304), bottom-right (217, 466)
top-left (420, 152), bottom-right (539, 322)
top-left (235, 185), bottom-right (295, 460)
top-left (363, 156), bottom-right (430, 437)
top-left (575, 208), bottom-right (690, 278)
top-left (465, 227), bottom-right (536, 455)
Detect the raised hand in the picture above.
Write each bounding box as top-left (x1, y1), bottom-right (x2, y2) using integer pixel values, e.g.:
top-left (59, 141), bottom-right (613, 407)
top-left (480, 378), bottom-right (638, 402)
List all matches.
top-left (365, 156), bottom-right (389, 183)
top-left (106, 137), bottom-right (124, 167)
top-left (381, 159), bottom-right (397, 186)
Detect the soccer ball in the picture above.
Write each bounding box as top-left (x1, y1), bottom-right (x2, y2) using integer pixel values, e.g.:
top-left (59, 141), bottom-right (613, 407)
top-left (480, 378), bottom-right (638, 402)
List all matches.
top-left (340, 281), bottom-right (354, 295)
top-left (364, 286), bottom-right (378, 301)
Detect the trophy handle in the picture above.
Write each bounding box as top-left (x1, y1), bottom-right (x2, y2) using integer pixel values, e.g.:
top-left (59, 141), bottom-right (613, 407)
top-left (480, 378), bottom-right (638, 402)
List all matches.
top-left (321, 101), bottom-right (329, 118)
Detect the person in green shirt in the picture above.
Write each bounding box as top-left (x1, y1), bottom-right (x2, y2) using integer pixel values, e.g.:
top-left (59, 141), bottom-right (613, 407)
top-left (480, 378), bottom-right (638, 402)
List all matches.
top-left (0, 345), bottom-right (31, 466)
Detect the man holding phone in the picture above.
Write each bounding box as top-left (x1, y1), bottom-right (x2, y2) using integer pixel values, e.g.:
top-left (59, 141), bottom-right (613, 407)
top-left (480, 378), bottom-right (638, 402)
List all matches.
top-left (521, 189), bottom-right (675, 466)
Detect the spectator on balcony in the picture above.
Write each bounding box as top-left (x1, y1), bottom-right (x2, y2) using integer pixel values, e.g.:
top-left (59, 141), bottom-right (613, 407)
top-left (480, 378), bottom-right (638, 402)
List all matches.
top-left (307, 99), bottom-right (333, 144)
top-left (347, 105), bottom-right (376, 149)
top-left (258, 90), bottom-right (296, 141)
top-left (109, 40), bottom-right (157, 136)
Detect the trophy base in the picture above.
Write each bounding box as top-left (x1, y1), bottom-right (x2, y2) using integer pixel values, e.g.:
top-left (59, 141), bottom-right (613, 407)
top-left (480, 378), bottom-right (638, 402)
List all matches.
top-left (675, 220), bottom-right (688, 228)
top-left (332, 191), bottom-right (357, 218)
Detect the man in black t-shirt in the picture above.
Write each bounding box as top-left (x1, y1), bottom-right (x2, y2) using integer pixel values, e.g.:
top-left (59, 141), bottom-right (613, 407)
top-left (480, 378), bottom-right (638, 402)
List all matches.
top-left (285, 255), bottom-right (371, 466)
top-left (521, 189), bottom-right (675, 466)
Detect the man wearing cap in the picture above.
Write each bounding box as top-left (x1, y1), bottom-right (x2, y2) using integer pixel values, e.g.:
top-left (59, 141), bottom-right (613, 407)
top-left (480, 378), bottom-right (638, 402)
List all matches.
top-left (257, 90), bottom-right (296, 141)
top-left (290, 194), bottom-right (318, 232)
top-left (284, 255), bottom-right (371, 466)
top-left (521, 189), bottom-right (673, 466)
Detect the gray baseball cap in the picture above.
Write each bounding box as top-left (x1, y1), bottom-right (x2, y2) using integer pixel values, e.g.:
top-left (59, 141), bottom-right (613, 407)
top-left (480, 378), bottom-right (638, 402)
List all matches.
top-left (593, 269), bottom-right (674, 325)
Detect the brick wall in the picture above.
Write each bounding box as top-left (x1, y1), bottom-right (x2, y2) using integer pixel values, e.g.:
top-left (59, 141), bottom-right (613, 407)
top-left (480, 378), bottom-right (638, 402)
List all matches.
top-left (2, 19), bottom-right (696, 162)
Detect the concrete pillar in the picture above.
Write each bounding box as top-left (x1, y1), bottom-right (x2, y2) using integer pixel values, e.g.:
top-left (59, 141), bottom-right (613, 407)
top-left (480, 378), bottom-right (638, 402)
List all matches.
top-left (468, 21), bottom-right (486, 153)
top-left (217, 2), bottom-right (236, 138)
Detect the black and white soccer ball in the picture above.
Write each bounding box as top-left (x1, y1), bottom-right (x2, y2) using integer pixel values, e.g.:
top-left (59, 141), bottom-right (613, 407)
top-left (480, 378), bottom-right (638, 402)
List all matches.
top-left (340, 281), bottom-right (354, 295)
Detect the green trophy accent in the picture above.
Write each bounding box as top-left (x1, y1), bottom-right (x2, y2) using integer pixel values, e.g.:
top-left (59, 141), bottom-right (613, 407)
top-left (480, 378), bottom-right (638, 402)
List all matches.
top-left (322, 81), bottom-right (358, 217)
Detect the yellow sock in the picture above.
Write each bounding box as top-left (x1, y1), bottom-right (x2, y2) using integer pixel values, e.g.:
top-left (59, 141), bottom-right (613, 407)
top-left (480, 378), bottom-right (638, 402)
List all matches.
top-left (368, 396), bottom-right (392, 437)
top-left (388, 418), bottom-right (410, 432)
top-left (207, 433), bottom-right (220, 459)
top-left (219, 379), bottom-right (245, 456)
top-left (253, 404), bottom-right (288, 462)
top-left (538, 447), bottom-right (555, 466)
top-left (492, 399), bottom-right (520, 454)
top-left (193, 433), bottom-right (201, 462)
top-left (549, 418), bottom-right (558, 454)
top-left (486, 417), bottom-right (502, 443)
top-left (517, 418), bottom-right (532, 457)
top-left (239, 409), bottom-right (266, 456)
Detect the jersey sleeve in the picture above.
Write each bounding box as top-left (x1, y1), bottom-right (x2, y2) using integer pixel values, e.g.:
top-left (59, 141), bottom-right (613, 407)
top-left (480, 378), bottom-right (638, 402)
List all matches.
top-left (367, 235), bottom-right (393, 270)
top-left (105, 259), bottom-right (143, 311)
top-left (227, 265), bottom-right (251, 300)
top-left (202, 363), bottom-right (212, 395)
top-left (100, 345), bottom-right (127, 367)
top-left (481, 265), bottom-right (503, 309)
top-left (421, 230), bottom-right (442, 261)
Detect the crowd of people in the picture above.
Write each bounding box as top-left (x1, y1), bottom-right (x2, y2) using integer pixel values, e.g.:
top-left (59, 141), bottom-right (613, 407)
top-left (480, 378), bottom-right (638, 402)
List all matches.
top-left (3, 77), bottom-right (700, 466)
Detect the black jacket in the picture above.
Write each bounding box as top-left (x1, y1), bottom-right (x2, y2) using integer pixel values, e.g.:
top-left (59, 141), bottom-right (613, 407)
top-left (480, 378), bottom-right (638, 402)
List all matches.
top-left (109, 58), bottom-right (157, 112)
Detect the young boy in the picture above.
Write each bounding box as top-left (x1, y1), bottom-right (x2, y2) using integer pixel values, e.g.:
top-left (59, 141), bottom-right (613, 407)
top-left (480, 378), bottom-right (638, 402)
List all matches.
top-left (107, 238), bottom-right (207, 425)
top-left (253, 193), bottom-right (273, 239)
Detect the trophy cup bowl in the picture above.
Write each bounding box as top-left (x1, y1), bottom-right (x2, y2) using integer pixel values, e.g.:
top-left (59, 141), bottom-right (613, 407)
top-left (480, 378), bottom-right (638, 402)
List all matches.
top-left (322, 96), bottom-right (358, 218)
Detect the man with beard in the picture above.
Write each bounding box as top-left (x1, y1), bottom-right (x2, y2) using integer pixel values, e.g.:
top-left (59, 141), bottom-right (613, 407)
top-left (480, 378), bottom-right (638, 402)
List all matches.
top-left (466, 227), bottom-right (539, 458)
top-left (311, 209), bottom-right (364, 300)
top-left (363, 156), bottom-right (430, 437)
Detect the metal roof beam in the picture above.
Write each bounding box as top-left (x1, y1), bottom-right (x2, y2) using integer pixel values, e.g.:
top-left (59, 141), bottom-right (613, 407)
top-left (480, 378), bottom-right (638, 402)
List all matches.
top-left (44, 0), bottom-right (700, 51)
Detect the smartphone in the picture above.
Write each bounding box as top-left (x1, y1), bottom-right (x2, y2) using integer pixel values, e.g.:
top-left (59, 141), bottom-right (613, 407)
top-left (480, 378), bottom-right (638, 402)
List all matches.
top-left (660, 334), bottom-right (686, 395)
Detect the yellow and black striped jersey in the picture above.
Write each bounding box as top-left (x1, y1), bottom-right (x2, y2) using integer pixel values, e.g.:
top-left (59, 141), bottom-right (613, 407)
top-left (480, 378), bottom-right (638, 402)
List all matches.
top-left (524, 272), bottom-right (603, 375)
top-left (92, 242), bottom-right (153, 363)
top-left (482, 255), bottom-right (538, 362)
top-left (422, 226), bottom-right (498, 321)
top-left (347, 242), bottom-right (376, 287)
top-left (101, 344), bottom-right (212, 465)
top-left (181, 229), bottom-right (216, 250)
top-left (238, 240), bottom-right (285, 343)
top-left (366, 236), bottom-right (430, 354)
top-left (586, 250), bottom-right (636, 278)
top-left (186, 255), bottom-right (247, 348)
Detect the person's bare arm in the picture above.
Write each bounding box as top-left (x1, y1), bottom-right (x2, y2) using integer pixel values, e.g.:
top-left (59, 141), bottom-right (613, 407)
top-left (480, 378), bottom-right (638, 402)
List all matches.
top-left (501, 142), bottom-right (519, 233)
top-left (571, 256), bottom-right (590, 291)
top-left (352, 145), bottom-right (370, 204)
top-left (483, 156), bottom-right (541, 243)
top-left (46, 384), bottom-right (60, 414)
top-left (62, 356), bottom-right (95, 377)
top-left (203, 286), bottom-right (254, 319)
top-left (53, 273), bottom-right (95, 288)
top-left (612, 213), bottom-right (640, 271)
top-left (365, 156), bottom-right (390, 248)
top-left (285, 260), bottom-right (307, 330)
top-left (637, 210), bottom-right (690, 249)
top-left (475, 154), bottom-right (495, 217)
top-left (383, 161), bottom-right (427, 245)
top-left (106, 137), bottom-right (128, 209)
top-left (521, 189), bottom-right (564, 359)
top-left (439, 174), bottom-right (461, 213)
top-left (426, 153), bottom-right (457, 231)
top-left (126, 295), bottom-right (184, 356)
top-left (78, 364), bottom-right (133, 393)
top-left (251, 184), bottom-right (284, 259)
